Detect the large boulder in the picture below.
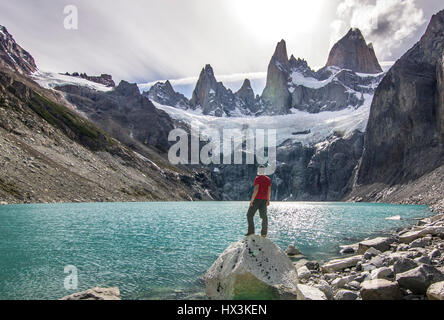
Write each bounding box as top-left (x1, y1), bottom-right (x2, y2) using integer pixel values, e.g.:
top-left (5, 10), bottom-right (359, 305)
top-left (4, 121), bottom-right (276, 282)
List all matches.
top-left (334, 289), bottom-right (359, 301)
top-left (204, 236), bottom-right (300, 300)
top-left (297, 284), bottom-right (328, 300)
top-left (396, 264), bottom-right (444, 294)
top-left (360, 279), bottom-right (403, 300)
top-left (358, 237), bottom-right (395, 254)
top-left (321, 255), bottom-right (363, 273)
top-left (60, 287), bottom-right (121, 300)
top-left (427, 281), bottom-right (444, 300)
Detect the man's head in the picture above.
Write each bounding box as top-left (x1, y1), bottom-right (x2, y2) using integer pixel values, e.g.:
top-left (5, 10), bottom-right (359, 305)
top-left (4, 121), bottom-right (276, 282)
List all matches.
top-left (257, 165), bottom-right (266, 176)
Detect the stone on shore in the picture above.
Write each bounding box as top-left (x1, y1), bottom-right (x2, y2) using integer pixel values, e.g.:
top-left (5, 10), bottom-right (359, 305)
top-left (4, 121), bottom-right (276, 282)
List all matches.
top-left (360, 279), bottom-right (402, 300)
top-left (297, 284), bottom-right (328, 300)
top-left (60, 287), bottom-right (121, 300)
top-left (396, 264), bottom-right (444, 294)
top-left (399, 226), bottom-right (444, 243)
top-left (297, 266), bottom-right (311, 281)
top-left (371, 267), bottom-right (393, 280)
top-left (393, 257), bottom-right (418, 275)
top-left (363, 247), bottom-right (382, 260)
top-left (334, 289), bottom-right (358, 300)
top-left (204, 235), bottom-right (300, 300)
top-left (426, 281), bottom-right (444, 300)
top-left (358, 237), bottom-right (395, 254)
top-left (314, 280), bottom-right (334, 300)
top-left (286, 244), bottom-right (301, 256)
top-left (321, 255), bottom-right (363, 273)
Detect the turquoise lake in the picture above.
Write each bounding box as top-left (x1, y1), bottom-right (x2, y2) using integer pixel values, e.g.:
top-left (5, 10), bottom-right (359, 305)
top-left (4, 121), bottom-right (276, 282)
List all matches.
top-left (0, 201), bottom-right (433, 300)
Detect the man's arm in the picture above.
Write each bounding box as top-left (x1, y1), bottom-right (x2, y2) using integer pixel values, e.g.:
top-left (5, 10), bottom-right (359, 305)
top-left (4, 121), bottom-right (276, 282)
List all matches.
top-left (267, 186), bottom-right (271, 206)
top-left (250, 185), bottom-right (259, 206)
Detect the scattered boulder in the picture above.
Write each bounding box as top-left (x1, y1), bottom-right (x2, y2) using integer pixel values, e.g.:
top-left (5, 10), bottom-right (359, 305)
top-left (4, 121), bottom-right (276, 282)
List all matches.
top-left (305, 261), bottom-right (320, 271)
top-left (334, 289), bottom-right (359, 301)
top-left (409, 238), bottom-right (430, 249)
top-left (399, 229), bottom-right (426, 243)
top-left (358, 237), bottom-right (395, 254)
top-left (360, 279), bottom-right (402, 300)
top-left (60, 287), bottom-right (121, 300)
top-left (314, 280), bottom-right (334, 300)
top-left (297, 284), bottom-right (328, 300)
top-left (393, 257), bottom-right (419, 275)
top-left (414, 256), bottom-right (431, 265)
top-left (396, 264), bottom-right (444, 294)
top-left (371, 267), bottom-right (393, 280)
top-left (321, 255), bottom-right (363, 273)
top-left (204, 236), bottom-right (300, 300)
top-left (363, 247), bottom-right (382, 260)
top-left (286, 244), bottom-right (301, 256)
top-left (297, 266), bottom-right (311, 281)
top-left (429, 249), bottom-right (441, 260)
top-left (426, 281), bottom-right (444, 300)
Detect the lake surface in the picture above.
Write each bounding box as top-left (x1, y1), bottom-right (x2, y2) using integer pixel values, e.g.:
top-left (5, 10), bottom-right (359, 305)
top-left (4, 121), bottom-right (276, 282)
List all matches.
top-left (0, 201), bottom-right (433, 300)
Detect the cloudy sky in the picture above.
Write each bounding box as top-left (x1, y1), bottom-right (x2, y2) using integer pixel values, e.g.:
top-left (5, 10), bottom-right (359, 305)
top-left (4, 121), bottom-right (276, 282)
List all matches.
top-left (1, 0), bottom-right (442, 97)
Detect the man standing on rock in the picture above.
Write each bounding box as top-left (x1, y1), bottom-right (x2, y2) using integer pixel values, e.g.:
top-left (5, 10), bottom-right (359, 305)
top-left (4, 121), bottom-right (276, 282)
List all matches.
top-left (245, 165), bottom-right (272, 238)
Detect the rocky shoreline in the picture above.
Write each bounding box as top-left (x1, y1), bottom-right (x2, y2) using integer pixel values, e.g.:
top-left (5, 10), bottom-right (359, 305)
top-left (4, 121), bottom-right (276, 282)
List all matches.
top-left (291, 211), bottom-right (444, 300)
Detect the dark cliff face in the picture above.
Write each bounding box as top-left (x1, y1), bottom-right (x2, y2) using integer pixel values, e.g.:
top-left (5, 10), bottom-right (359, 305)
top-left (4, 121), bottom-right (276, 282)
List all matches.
top-left (326, 28), bottom-right (383, 74)
top-left (0, 25), bottom-right (37, 75)
top-left (56, 81), bottom-right (174, 152)
top-left (212, 131), bottom-right (364, 201)
top-left (261, 40), bottom-right (292, 115)
top-left (355, 10), bottom-right (444, 187)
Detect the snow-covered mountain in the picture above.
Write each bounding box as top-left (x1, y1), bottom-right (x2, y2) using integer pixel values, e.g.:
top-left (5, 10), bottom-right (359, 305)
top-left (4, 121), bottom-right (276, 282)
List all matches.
top-left (144, 28), bottom-right (387, 201)
top-left (146, 28), bottom-right (384, 117)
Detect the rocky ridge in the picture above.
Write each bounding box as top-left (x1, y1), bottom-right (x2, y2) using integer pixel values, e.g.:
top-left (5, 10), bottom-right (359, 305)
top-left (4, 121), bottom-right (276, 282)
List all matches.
top-left (0, 25), bottom-right (36, 75)
top-left (63, 72), bottom-right (115, 87)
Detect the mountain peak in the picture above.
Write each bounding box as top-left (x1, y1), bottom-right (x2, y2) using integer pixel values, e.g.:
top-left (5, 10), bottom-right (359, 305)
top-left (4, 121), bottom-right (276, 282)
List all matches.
top-left (326, 28), bottom-right (382, 74)
top-left (272, 39), bottom-right (289, 65)
top-left (0, 24), bottom-right (37, 74)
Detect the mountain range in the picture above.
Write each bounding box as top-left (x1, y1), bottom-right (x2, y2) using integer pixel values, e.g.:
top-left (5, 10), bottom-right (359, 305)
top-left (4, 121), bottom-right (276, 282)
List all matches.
top-left (0, 9), bottom-right (443, 211)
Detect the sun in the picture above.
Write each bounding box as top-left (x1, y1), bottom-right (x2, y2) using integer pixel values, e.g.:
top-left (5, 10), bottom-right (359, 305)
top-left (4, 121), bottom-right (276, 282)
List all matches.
top-left (231, 0), bottom-right (326, 42)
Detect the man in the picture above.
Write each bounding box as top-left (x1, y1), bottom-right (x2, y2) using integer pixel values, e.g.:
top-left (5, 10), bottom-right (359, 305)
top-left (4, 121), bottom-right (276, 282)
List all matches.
top-left (245, 165), bottom-right (272, 237)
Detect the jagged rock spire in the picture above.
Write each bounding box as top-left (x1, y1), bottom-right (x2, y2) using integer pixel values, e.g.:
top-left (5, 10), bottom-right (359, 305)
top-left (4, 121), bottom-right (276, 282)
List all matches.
top-left (326, 28), bottom-right (383, 74)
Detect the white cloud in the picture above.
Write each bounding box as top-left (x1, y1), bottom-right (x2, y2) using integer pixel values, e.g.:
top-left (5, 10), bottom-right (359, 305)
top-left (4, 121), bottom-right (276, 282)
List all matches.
top-left (331, 0), bottom-right (426, 59)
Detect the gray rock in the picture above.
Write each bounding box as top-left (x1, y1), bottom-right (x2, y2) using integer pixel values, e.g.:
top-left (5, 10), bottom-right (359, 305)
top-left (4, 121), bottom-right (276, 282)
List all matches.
top-left (371, 267), bottom-right (393, 280)
top-left (369, 255), bottom-right (386, 268)
top-left (297, 266), bottom-right (312, 281)
top-left (426, 281), bottom-right (444, 300)
top-left (358, 237), bottom-right (395, 255)
top-left (314, 280), bottom-right (334, 300)
top-left (296, 284), bottom-right (328, 300)
top-left (305, 261), bottom-right (320, 271)
top-left (393, 257), bottom-right (419, 275)
top-left (409, 238), bottom-right (430, 249)
top-left (60, 287), bottom-right (121, 300)
top-left (344, 281), bottom-right (361, 291)
top-left (396, 264), bottom-right (444, 294)
top-left (363, 247), bottom-right (382, 260)
top-left (360, 279), bottom-right (403, 300)
top-left (429, 249), bottom-right (441, 260)
top-left (321, 255), bottom-right (363, 273)
top-left (286, 244), bottom-right (301, 256)
top-left (414, 256), bottom-right (431, 265)
top-left (354, 272), bottom-right (371, 283)
top-left (334, 289), bottom-right (359, 301)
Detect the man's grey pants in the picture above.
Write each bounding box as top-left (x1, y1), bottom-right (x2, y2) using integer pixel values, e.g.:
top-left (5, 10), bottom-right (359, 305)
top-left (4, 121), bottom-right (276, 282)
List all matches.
top-left (247, 199), bottom-right (268, 236)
